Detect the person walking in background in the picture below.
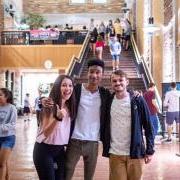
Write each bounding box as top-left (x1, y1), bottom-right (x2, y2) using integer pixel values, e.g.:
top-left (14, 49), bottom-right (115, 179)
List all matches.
top-left (123, 19), bottom-right (132, 51)
top-left (164, 82), bottom-right (180, 142)
top-left (34, 90), bottom-right (43, 126)
top-left (109, 36), bottom-right (121, 71)
top-left (89, 18), bottom-right (95, 33)
top-left (95, 35), bottom-right (105, 60)
top-left (23, 93), bottom-right (31, 122)
top-left (33, 75), bottom-right (76, 180)
top-left (106, 19), bottom-right (115, 42)
top-left (102, 70), bottom-right (154, 180)
top-left (89, 27), bottom-right (98, 57)
top-left (144, 83), bottom-right (161, 144)
top-left (98, 21), bottom-right (106, 40)
top-left (113, 18), bottom-right (123, 43)
top-left (0, 88), bottom-right (17, 180)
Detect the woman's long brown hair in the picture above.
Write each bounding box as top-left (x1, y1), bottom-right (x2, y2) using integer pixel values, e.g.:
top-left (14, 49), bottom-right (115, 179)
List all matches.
top-left (49, 75), bottom-right (76, 120)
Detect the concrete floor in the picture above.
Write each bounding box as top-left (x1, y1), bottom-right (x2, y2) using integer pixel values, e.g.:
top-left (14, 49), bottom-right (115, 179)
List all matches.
top-left (10, 115), bottom-right (180, 180)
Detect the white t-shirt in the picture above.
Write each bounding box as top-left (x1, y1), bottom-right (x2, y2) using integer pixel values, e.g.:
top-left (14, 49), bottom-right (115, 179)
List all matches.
top-left (109, 41), bottom-right (121, 55)
top-left (71, 84), bottom-right (101, 141)
top-left (164, 89), bottom-right (180, 112)
top-left (110, 94), bottom-right (131, 156)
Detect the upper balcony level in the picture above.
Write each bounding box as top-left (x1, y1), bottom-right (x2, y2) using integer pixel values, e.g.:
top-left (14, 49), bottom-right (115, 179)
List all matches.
top-left (0, 30), bottom-right (89, 71)
top-left (1, 29), bottom-right (88, 45)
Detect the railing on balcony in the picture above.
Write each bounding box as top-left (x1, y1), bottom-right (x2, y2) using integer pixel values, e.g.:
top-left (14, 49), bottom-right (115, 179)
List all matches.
top-left (1, 30), bottom-right (88, 45)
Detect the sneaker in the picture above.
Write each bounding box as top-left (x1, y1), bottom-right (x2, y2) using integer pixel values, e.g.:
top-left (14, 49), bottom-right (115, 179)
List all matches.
top-left (160, 136), bottom-right (166, 140)
top-left (165, 138), bottom-right (172, 143)
top-left (155, 140), bottom-right (161, 145)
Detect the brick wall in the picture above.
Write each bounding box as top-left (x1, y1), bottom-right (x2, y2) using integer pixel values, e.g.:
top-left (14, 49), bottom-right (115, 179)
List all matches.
top-left (23, 0), bottom-right (124, 14)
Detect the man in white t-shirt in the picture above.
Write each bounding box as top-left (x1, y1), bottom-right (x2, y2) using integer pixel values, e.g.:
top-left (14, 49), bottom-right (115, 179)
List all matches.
top-left (102, 70), bottom-right (154, 180)
top-left (164, 82), bottom-right (180, 142)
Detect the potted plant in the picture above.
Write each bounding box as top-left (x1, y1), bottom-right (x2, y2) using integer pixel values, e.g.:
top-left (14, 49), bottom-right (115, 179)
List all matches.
top-left (26, 13), bottom-right (46, 29)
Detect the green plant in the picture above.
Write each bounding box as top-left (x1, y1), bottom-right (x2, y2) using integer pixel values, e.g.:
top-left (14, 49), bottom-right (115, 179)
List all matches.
top-left (26, 13), bottom-right (46, 29)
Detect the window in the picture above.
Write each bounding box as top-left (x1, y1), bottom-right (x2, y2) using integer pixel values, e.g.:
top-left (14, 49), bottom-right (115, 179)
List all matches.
top-left (70, 0), bottom-right (85, 4)
top-left (93, 0), bottom-right (107, 3)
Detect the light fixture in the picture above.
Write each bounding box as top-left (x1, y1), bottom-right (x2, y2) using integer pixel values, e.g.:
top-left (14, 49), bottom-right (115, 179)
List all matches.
top-left (143, 17), bottom-right (161, 34)
top-left (44, 60), bottom-right (53, 69)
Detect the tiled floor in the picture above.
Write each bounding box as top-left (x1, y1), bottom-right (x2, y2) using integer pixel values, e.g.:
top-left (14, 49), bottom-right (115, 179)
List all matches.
top-left (10, 115), bottom-right (180, 180)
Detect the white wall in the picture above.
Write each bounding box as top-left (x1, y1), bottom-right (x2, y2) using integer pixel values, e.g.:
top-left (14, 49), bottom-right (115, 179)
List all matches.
top-left (22, 72), bottom-right (58, 106)
top-left (43, 13), bottom-right (124, 27)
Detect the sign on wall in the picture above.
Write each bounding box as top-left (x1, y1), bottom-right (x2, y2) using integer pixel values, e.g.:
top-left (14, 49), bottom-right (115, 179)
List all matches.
top-left (30, 30), bottom-right (59, 40)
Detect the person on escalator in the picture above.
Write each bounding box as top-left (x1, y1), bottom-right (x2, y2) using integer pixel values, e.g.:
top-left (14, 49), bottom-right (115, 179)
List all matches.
top-left (109, 36), bottom-right (121, 71)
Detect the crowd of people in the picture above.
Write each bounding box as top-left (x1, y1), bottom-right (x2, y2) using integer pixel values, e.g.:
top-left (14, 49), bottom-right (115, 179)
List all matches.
top-left (0, 58), bottom-right (180, 180)
top-left (0, 17), bottom-right (180, 180)
top-left (89, 18), bottom-right (132, 71)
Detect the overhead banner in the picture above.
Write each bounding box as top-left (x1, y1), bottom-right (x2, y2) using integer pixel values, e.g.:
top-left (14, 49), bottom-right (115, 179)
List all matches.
top-left (30, 30), bottom-right (59, 40)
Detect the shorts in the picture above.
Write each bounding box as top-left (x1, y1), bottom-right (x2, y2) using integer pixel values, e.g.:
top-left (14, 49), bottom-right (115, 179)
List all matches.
top-left (125, 35), bottom-right (130, 40)
top-left (96, 46), bottom-right (103, 52)
top-left (89, 36), bottom-right (97, 43)
top-left (0, 135), bottom-right (16, 148)
top-left (112, 54), bottom-right (120, 61)
top-left (116, 34), bottom-right (121, 40)
top-left (24, 106), bottom-right (30, 113)
top-left (166, 111), bottom-right (180, 125)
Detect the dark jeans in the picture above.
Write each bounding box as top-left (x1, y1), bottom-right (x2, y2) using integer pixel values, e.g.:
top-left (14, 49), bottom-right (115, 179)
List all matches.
top-left (65, 139), bottom-right (99, 180)
top-left (150, 114), bottom-right (159, 136)
top-left (158, 112), bottom-right (166, 137)
top-left (36, 110), bottom-right (40, 126)
top-left (33, 142), bottom-right (65, 180)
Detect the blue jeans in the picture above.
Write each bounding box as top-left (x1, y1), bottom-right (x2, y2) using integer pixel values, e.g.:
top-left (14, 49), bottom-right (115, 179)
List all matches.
top-left (0, 135), bottom-right (15, 149)
top-left (150, 114), bottom-right (159, 136)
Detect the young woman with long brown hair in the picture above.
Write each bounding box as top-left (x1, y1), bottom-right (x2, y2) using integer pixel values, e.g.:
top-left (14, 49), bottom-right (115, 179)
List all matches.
top-left (33, 75), bottom-right (76, 180)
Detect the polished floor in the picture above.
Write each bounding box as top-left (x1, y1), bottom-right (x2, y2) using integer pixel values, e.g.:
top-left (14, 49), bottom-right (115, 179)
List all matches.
top-left (10, 115), bottom-right (180, 180)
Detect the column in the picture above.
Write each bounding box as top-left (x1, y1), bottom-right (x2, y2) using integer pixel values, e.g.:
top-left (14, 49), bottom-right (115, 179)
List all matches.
top-left (0, 70), bottom-right (5, 87)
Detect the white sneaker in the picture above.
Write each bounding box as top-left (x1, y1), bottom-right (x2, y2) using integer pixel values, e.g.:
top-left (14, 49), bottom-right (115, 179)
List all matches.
top-left (155, 140), bottom-right (161, 145)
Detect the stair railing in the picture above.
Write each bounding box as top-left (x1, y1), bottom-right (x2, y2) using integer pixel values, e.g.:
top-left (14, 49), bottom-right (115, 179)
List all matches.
top-left (131, 34), bottom-right (162, 111)
top-left (66, 31), bottom-right (90, 77)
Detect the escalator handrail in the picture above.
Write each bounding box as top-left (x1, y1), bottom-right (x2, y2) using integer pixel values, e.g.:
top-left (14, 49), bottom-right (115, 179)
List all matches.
top-left (66, 31), bottom-right (90, 76)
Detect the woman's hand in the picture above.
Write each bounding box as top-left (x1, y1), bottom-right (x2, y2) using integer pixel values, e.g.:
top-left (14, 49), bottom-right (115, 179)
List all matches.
top-left (41, 98), bottom-right (54, 108)
top-left (56, 105), bottom-right (68, 119)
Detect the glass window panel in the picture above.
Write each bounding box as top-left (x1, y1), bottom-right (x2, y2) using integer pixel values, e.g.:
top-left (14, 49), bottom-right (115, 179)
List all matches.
top-left (93, 0), bottom-right (106, 3)
top-left (70, 0), bottom-right (85, 3)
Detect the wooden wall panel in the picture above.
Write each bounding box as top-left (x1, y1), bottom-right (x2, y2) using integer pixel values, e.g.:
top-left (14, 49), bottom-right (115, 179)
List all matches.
top-left (0, 45), bottom-right (82, 69)
top-left (178, 0), bottom-right (180, 45)
top-left (136, 0), bottom-right (144, 55)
